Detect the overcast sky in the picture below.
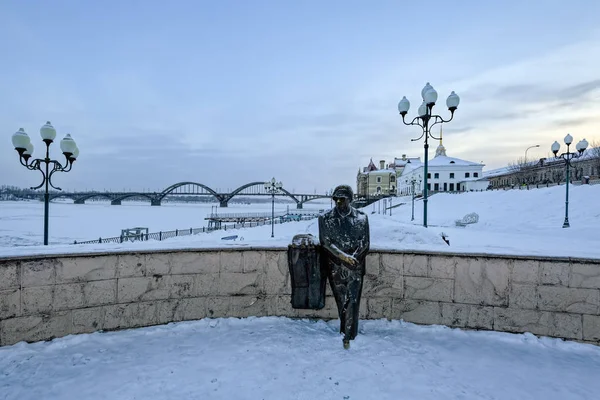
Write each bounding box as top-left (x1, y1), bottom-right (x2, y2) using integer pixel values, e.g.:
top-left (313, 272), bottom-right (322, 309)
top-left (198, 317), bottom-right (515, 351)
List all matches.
top-left (1, 0), bottom-right (599, 194)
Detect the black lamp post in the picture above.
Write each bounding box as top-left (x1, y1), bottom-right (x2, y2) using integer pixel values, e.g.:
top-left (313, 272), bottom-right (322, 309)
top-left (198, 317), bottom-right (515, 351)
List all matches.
top-left (264, 177), bottom-right (282, 238)
top-left (551, 134), bottom-right (588, 228)
top-left (11, 122), bottom-right (79, 245)
top-left (406, 175), bottom-right (422, 221)
top-left (398, 82), bottom-right (460, 227)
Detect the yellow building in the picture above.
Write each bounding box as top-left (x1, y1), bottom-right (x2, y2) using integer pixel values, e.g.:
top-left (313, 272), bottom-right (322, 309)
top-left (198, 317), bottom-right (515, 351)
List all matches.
top-left (356, 155), bottom-right (419, 198)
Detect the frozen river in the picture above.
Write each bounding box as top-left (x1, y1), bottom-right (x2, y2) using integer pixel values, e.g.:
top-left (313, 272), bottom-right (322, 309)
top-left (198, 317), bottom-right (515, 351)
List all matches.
top-left (0, 199), bottom-right (329, 247)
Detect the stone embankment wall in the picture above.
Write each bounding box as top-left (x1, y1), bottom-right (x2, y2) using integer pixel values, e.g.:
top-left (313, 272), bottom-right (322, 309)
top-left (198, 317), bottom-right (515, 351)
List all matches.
top-left (1, 249), bottom-right (599, 346)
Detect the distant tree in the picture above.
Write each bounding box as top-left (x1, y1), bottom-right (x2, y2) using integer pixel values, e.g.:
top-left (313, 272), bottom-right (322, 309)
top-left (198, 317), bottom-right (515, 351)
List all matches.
top-left (588, 140), bottom-right (600, 178)
top-left (507, 157), bottom-right (538, 185)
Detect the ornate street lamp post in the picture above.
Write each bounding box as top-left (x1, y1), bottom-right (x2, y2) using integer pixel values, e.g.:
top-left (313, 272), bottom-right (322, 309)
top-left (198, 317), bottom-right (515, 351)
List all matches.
top-left (264, 177), bottom-right (283, 238)
top-left (551, 134), bottom-right (588, 228)
top-left (406, 175), bottom-right (422, 221)
top-left (398, 82), bottom-right (460, 227)
top-left (11, 122), bottom-right (80, 245)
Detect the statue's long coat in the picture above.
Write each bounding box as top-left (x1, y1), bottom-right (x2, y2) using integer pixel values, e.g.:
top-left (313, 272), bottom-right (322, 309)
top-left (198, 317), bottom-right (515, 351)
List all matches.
top-left (318, 207), bottom-right (370, 340)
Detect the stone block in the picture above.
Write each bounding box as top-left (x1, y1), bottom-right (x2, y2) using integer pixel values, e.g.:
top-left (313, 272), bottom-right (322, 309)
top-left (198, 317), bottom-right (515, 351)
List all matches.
top-left (205, 296), bottom-right (231, 318)
top-left (269, 295), bottom-right (297, 317)
top-left (360, 297), bottom-right (392, 319)
top-left (429, 256), bottom-right (456, 279)
top-left (102, 304), bottom-right (124, 330)
top-left (155, 299), bottom-right (184, 325)
top-left (228, 296), bottom-right (269, 318)
top-left (509, 284), bottom-right (537, 310)
top-left (391, 299), bottom-right (441, 325)
top-left (264, 251), bottom-right (290, 295)
top-left (220, 251), bottom-right (243, 273)
top-left (118, 275), bottom-right (196, 303)
top-left (171, 252), bottom-right (219, 275)
top-left (168, 275), bottom-right (195, 299)
top-left (56, 255), bottom-right (117, 283)
top-left (538, 286), bottom-right (599, 314)
top-left (218, 272), bottom-right (263, 296)
top-left (569, 263), bottom-right (600, 289)
top-left (0, 262), bottom-right (19, 290)
top-left (145, 253), bottom-right (172, 276)
top-left (22, 286), bottom-right (54, 314)
top-left (0, 289), bottom-right (20, 319)
top-left (104, 302), bottom-right (160, 330)
top-left (540, 261), bottom-right (570, 286)
top-left (466, 305), bottom-right (494, 329)
top-left (175, 297), bottom-right (207, 321)
top-left (493, 308), bottom-right (551, 337)
top-left (117, 276), bottom-right (169, 303)
top-left (0, 311), bottom-right (73, 345)
top-left (21, 259), bottom-right (57, 287)
top-left (243, 251), bottom-right (265, 273)
top-left (365, 253), bottom-right (380, 276)
top-left (549, 313), bottom-right (582, 340)
top-left (511, 259), bottom-right (540, 284)
top-left (454, 257), bottom-right (510, 306)
top-left (362, 274), bottom-right (403, 298)
top-left (117, 254), bottom-right (146, 278)
top-left (441, 303), bottom-right (493, 330)
top-left (84, 280), bottom-right (118, 307)
top-left (381, 253), bottom-right (403, 275)
top-left (403, 254), bottom-right (427, 277)
top-left (193, 273), bottom-right (219, 296)
top-left (72, 306), bottom-right (104, 334)
top-left (404, 277), bottom-right (453, 302)
top-left (583, 315), bottom-right (600, 341)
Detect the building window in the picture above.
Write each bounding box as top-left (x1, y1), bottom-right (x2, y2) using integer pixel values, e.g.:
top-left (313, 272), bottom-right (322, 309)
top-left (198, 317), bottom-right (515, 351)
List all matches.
top-left (434, 183), bottom-right (439, 191)
top-left (449, 173), bottom-right (455, 179)
top-left (474, 172), bottom-right (479, 178)
top-left (391, 185), bottom-right (395, 192)
top-left (465, 172), bottom-right (470, 178)
top-left (427, 183), bottom-right (431, 190)
top-left (434, 173), bottom-right (439, 179)
top-left (427, 173), bottom-right (431, 179)
top-left (390, 176), bottom-right (396, 183)
top-left (376, 186), bottom-right (381, 193)
top-left (377, 176), bottom-right (381, 183)
top-left (450, 183), bottom-right (455, 191)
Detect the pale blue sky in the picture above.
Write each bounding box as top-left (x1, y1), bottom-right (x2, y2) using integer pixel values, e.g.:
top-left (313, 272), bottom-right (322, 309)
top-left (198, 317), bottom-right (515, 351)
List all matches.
top-left (1, 0), bottom-right (599, 193)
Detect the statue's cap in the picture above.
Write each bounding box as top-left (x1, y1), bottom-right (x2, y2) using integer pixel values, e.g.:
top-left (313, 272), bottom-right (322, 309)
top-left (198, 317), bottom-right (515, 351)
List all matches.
top-left (332, 185), bottom-right (353, 200)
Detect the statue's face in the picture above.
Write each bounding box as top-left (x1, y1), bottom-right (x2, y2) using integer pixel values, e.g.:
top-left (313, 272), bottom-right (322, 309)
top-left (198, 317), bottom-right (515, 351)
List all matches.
top-left (333, 196), bottom-right (350, 212)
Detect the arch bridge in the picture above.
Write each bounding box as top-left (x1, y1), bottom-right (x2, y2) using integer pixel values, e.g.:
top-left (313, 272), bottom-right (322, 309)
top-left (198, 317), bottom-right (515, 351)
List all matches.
top-left (14, 181), bottom-right (331, 208)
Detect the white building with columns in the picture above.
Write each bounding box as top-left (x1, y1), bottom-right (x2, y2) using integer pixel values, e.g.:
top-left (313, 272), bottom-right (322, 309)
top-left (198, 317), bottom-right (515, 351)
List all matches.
top-left (398, 139), bottom-right (488, 195)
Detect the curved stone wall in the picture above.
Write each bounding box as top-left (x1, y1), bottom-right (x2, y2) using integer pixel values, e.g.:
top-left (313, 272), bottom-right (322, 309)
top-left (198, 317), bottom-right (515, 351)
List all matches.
top-left (1, 248), bottom-right (599, 346)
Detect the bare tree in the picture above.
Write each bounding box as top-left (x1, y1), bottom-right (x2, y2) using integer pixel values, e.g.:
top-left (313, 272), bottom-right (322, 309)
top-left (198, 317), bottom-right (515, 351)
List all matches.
top-left (507, 157), bottom-right (538, 185)
top-left (588, 140), bottom-right (600, 178)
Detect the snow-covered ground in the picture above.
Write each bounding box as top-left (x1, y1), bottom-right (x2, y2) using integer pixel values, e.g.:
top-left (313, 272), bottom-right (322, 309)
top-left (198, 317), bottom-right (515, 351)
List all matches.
top-left (2, 187), bottom-right (600, 399)
top-left (1, 183), bottom-right (599, 259)
top-left (1, 317), bottom-right (599, 400)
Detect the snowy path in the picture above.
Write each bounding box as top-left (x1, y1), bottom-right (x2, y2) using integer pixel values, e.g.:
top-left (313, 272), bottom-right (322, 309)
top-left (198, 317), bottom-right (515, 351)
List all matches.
top-left (1, 317), bottom-right (599, 400)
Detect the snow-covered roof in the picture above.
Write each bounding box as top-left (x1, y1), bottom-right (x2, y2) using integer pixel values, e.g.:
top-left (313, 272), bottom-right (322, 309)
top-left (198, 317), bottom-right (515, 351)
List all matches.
top-left (483, 167), bottom-right (512, 178)
top-left (427, 155), bottom-right (483, 167)
top-left (369, 169), bottom-right (396, 175)
top-left (458, 177), bottom-right (490, 183)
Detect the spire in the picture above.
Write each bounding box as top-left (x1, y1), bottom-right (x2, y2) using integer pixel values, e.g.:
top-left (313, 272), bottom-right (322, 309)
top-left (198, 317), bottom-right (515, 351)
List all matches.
top-left (435, 126), bottom-right (447, 157)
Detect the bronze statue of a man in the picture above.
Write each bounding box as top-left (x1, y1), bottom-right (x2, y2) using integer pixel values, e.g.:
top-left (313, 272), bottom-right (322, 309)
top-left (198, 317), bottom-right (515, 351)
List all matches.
top-left (318, 184), bottom-right (370, 349)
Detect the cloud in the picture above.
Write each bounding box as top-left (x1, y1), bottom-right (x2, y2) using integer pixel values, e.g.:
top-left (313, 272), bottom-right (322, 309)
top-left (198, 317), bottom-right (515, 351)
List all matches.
top-left (559, 79), bottom-right (600, 100)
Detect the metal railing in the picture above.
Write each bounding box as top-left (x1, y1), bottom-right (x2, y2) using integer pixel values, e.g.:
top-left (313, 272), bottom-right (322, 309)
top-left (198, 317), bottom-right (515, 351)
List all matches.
top-left (73, 214), bottom-right (318, 245)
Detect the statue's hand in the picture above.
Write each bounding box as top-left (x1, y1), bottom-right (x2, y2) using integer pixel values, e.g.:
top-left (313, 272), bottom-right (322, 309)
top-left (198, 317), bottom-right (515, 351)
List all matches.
top-left (343, 254), bottom-right (358, 267)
